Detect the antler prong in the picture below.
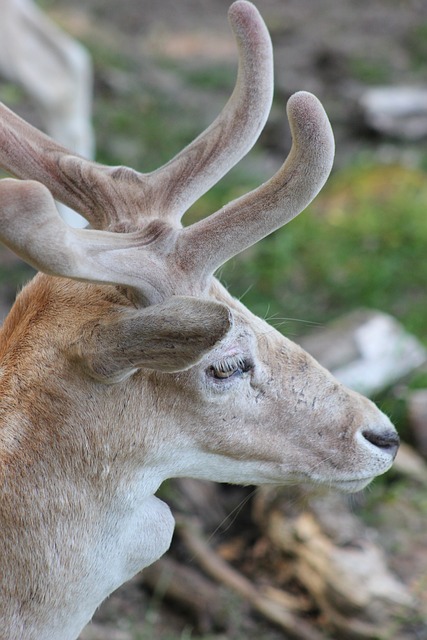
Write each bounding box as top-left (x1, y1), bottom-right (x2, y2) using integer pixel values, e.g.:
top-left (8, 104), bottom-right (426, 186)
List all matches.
top-left (178, 91), bottom-right (335, 279)
top-left (144, 0), bottom-right (274, 222)
top-left (0, 178), bottom-right (183, 305)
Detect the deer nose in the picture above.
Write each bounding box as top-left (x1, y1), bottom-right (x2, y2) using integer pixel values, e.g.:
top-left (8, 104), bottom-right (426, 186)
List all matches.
top-left (362, 428), bottom-right (400, 459)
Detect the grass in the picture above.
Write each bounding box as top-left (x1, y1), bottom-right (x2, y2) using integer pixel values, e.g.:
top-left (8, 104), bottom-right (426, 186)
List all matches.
top-left (217, 163), bottom-right (427, 343)
top-left (407, 21), bottom-right (427, 72)
top-left (348, 55), bottom-right (392, 84)
top-left (94, 90), bottom-right (199, 171)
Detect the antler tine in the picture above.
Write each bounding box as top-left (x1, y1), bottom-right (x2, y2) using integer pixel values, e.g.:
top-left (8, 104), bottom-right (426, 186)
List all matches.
top-left (0, 177), bottom-right (181, 304)
top-left (145, 0), bottom-right (274, 222)
top-left (178, 91), bottom-right (335, 279)
top-left (0, 102), bottom-right (123, 230)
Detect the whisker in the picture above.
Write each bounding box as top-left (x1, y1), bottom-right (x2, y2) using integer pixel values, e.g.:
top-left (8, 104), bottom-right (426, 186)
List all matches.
top-left (238, 283), bottom-right (254, 302)
top-left (267, 315), bottom-right (323, 328)
top-left (306, 453), bottom-right (337, 474)
top-left (206, 487), bottom-right (258, 544)
top-left (263, 303), bottom-right (272, 321)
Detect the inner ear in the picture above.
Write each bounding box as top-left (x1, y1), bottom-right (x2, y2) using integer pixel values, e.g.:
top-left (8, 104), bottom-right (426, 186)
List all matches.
top-left (76, 296), bottom-right (233, 383)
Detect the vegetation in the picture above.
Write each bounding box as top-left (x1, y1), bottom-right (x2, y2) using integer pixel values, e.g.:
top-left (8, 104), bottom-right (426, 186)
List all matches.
top-left (221, 162), bottom-right (427, 343)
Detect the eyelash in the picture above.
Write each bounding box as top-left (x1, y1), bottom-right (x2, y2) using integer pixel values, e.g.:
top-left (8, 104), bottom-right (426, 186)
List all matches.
top-left (208, 356), bottom-right (253, 380)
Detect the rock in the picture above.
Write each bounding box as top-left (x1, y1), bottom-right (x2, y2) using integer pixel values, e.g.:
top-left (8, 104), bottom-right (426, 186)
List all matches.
top-left (298, 309), bottom-right (427, 397)
top-left (407, 389), bottom-right (427, 457)
top-left (359, 86), bottom-right (427, 140)
top-left (394, 441), bottom-right (427, 484)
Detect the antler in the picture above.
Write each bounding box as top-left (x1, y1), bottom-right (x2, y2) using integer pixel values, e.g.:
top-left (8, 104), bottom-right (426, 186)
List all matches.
top-left (0, 1), bottom-right (334, 304)
top-left (147, 0), bottom-right (274, 221)
top-left (178, 91), bottom-right (334, 279)
top-left (0, 0), bottom-right (273, 231)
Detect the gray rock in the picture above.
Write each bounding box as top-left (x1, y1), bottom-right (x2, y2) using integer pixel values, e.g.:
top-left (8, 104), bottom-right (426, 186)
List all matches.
top-left (359, 86), bottom-right (427, 140)
top-left (298, 309), bottom-right (427, 396)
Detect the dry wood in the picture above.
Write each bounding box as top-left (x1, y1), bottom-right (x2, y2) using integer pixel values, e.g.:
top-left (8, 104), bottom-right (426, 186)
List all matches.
top-left (142, 554), bottom-right (228, 632)
top-left (176, 516), bottom-right (326, 640)
top-left (171, 478), bottom-right (230, 529)
top-left (253, 489), bottom-right (416, 639)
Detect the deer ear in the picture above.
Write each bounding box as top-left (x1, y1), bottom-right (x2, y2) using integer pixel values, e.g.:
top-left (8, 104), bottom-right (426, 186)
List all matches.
top-left (76, 296), bottom-right (233, 383)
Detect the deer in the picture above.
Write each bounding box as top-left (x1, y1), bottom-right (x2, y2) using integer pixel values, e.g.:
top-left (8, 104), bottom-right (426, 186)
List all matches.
top-left (0, 2), bottom-right (399, 639)
top-left (0, 0), bottom-right (94, 227)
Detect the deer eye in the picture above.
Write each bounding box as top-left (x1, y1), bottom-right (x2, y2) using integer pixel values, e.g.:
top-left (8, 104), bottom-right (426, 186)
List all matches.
top-left (208, 356), bottom-right (253, 380)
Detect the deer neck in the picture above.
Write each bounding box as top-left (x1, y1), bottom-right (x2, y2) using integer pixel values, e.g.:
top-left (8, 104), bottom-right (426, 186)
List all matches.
top-left (1, 456), bottom-right (174, 640)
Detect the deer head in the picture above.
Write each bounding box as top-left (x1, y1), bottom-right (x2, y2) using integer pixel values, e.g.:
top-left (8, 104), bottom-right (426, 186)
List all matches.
top-left (0, 2), bottom-right (398, 639)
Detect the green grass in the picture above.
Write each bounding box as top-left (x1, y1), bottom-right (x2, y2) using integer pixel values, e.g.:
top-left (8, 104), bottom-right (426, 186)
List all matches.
top-left (182, 66), bottom-right (236, 92)
top-left (0, 83), bottom-right (26, 106)
top-left (218, 163), bottom-right (427, 344)
top-left (407, 21), bottom-right (427, 72)
top-left (348, 55), bottom-right (392, 84)
top-left (94, 90), bottom-right (199, 171)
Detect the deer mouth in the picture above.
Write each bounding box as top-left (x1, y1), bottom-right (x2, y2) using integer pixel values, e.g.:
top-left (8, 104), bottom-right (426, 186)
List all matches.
top-left (328, 477), bottom-right (374, 493)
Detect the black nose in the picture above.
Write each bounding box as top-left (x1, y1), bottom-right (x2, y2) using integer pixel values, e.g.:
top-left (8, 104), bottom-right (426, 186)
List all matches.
top-left (362, 429), bottom-right (400, 459)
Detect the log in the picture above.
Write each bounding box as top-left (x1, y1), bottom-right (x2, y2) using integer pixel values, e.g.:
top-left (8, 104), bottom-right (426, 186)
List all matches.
top-left (142, 554), bottom-right (228, 632)
top-left (176, 516), bottom-right (327, 640)
top-left (254, 489), bottom-right (416, 639)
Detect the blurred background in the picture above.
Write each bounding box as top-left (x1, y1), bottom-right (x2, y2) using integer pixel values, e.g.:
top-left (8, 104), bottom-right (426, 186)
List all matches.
top-left (1, 0), bottom-right (427, 638)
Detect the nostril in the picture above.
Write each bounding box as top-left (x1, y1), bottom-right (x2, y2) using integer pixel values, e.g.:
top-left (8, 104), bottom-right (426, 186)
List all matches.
top-left (362, 428), bottom-right (400, 458)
